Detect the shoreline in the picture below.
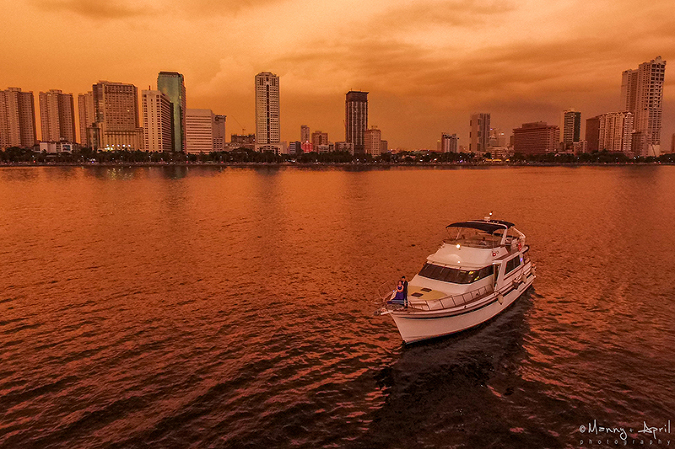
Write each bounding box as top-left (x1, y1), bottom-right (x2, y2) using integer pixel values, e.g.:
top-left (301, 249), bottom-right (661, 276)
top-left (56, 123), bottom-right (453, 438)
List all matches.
top-left (0, 161), bottom-right (673, 168)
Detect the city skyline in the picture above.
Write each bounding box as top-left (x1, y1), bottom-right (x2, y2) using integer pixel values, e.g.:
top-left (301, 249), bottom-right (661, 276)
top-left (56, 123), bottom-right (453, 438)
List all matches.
top-left (1, 0), bottom-right (674, 149)
top-left (1, 66), bottom-right (670, 156)
top-left (0, 70), bottom-right (671, 155)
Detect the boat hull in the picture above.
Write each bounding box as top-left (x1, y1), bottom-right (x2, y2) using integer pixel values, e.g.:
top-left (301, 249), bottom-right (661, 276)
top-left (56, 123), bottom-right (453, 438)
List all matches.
top-left (391, 272), bottom-right (535, 343)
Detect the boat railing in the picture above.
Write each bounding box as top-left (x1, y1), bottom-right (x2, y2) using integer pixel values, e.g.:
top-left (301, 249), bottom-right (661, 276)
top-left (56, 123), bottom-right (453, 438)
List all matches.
top-left (409, 284), bottom-right (495, 311)
top-left (377, 281), bottom-right (397, 302)
top-left (442, 235), bottom-right (526, 253)
top-left (442, 237), bottom-right (501, 249)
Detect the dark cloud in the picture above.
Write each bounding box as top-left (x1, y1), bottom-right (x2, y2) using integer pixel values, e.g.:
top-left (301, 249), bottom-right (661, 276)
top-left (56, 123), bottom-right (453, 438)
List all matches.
top-left (377, 0), bottom-right (517, 28)
top-left (32, 0), bottom-right (152, 19)
top-left (178, 0), bottom-right (289, 16)
top-left (278, 19), bottom-right (673, 102)
top-left (31, 0), bottom-right (288, 19)
top-left (305, 0), bottom-right (675, 103)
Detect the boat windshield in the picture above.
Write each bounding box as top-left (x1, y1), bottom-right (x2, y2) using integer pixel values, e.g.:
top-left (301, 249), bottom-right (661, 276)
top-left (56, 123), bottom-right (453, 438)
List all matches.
top-left (445, 226), bottom-right (503, 248)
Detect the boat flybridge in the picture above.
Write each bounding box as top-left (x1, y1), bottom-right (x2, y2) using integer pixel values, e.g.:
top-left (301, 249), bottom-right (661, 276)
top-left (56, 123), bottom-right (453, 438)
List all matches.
top-left (376, 215), bottom-right (536, 344)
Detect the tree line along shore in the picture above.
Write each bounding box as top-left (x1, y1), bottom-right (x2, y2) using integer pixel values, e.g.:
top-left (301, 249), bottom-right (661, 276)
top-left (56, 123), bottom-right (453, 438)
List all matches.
top-left (1, 147), bottom-right (674, 166)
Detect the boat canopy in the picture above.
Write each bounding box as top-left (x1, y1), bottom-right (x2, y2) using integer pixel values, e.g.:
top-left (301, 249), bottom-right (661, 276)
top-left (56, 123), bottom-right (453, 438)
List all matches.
top-left (446, 220), bottom-right (514, 234)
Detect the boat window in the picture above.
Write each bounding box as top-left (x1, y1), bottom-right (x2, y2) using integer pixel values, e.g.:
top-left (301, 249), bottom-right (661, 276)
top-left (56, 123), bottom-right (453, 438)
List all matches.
top-left (437, 266), bottom-right (451, 281)
top-left (477, 266), bottom-right (491, 279)
top-left (418, 263), bottom-right (435, 278)
top-left (418, 263), bottom-right (494, 284)
top-left (505, 256), bottom-right (521, 274)
top-left (428, 264), bottom-right (444, 279)
top-left (442, 269), bottom-right (460, 283)
top-left (455, 270), bottom-right (469, 284)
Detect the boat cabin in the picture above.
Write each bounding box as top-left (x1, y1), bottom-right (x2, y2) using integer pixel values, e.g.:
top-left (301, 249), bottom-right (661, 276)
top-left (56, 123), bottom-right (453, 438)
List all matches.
top-left (408, 219), bottom-right (529, 299)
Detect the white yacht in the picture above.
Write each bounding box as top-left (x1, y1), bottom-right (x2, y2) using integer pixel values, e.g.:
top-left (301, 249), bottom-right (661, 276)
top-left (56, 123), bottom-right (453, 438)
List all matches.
top-left (376, 215), bottom-right (536, 344)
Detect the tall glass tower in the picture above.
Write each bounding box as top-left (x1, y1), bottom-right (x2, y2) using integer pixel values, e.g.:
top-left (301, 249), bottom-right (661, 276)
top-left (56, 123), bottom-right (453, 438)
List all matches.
top-left (157, 72), bottom-right (186, 152)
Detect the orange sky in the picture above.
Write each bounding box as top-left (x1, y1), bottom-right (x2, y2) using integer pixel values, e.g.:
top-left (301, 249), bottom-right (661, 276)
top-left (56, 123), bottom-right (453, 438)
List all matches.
top-left (1, 0), bottom-right (674, 149)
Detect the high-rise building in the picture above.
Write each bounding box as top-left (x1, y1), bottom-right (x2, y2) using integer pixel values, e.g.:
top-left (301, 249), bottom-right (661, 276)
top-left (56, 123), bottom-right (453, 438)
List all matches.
top-left (0, 87), bottom-right (36, 149)
top-left (585, 116), bottom-right (601, 153)
top-left (572, 141), bottom-right (588, 154)
top-left (631, 132), bottom-right (646, 156)
top-left (598, 112), bottom-right (633, 155)
top-left (228, 133), bottom-right (255, 151)
top-left (334, 141), bottom-right (354, 154)
top-left (91, 81), bottom-right (143, 151)
top-left (512, 122), bottom-right (560, 155)
top-left (487, 128), bottom-right (509, 158)
top-left (186, 109), bottom-right (215, 153)
top-left (213, 115), bottom-right (226, 152)
top-left (157, 71), bottom-right (186, 152)
top-left (231, 134), bottom-right (255, 145)
top-left (78, 91), bottom-right (95, 146)
top-left (39, 89), bottom-right (76, 143)
top-left (311, 130), bottom-right (328, 147)
top-left (287, 141), bottom-right (302, 155)
top-left (620, 70), bottom-right (638, 113)
top-left (0, 94), bottom-right (7, 148)
top-left (561, 109), bottom-right (581, 149)
top-left (186, 109), bottom-right (227, 153)
top-left (380, 140), bottom-right (388, 153)
top-left (489, 128), bottom-right (507, 147)
top-left (300, 125), bottom-right (310, 143)
top-left (620, 56), bottom-right (666, 156)
top-left (315, 144), bottom-right (331, 154)
top-left (142, 90), bottom-right (173, 152)
top-left (364, 127), bottom-right (381, 156)
top-left (345, 91), bottom-right (368, 154)
top-left (441, 133), bottom-right (459, 153)
top-left (671, 133), bottom-right (675, 154)
top-left (469, 113), bottom-right (490, 154)
top-left (255, 72), bottom-right (281, 152)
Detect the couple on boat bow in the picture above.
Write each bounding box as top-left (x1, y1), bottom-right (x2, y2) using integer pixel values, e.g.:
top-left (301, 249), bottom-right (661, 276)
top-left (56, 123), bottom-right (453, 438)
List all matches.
top-left (388, 276), bottom-right (408, 307)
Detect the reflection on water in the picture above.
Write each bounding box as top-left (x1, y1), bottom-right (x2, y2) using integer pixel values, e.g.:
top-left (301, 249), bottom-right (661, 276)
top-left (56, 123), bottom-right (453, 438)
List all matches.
top-left (360, 294), bottom-right (538, 448)
top-left (1, 166), bottom-right (674, 448)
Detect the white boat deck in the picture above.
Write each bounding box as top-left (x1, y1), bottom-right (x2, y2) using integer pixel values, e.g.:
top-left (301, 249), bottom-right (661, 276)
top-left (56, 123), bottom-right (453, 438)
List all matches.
top-left (405, 284), bottom-right (495, 312)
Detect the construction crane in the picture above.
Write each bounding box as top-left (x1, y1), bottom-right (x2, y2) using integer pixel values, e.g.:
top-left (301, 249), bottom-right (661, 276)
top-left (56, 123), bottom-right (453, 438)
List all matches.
top-left (230, 116), bottom-right (246, 135)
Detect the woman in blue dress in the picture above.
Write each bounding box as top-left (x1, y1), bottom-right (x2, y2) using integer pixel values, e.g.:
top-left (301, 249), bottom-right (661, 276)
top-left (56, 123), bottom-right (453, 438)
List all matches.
top-left (389, 281), bottom-right (406, 306)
